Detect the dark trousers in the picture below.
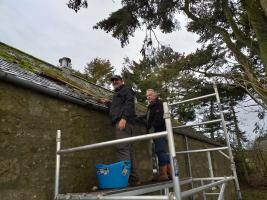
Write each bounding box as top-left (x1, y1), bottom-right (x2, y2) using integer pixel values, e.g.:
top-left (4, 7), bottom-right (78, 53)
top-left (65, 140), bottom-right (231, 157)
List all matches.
top-left (115, 121), bottom-right (139, 181)
top-left (153, 138), bottom-right (170, 166)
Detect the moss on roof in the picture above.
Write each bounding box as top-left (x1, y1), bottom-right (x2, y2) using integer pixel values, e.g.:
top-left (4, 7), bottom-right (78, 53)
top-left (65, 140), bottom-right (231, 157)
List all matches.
top-left (0, 42), bottom-right (53, 72)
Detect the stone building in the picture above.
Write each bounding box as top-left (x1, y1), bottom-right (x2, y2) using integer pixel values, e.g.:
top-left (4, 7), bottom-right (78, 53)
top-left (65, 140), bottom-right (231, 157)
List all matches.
top-left (0, 42), bottom-right (236, 200)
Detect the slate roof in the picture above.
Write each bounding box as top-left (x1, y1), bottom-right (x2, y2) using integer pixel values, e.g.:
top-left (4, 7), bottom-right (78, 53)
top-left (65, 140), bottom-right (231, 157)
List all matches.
top-left (0, 58), bottom-right (105, 106)
top-left (0, 59), bottom-right (79, 98)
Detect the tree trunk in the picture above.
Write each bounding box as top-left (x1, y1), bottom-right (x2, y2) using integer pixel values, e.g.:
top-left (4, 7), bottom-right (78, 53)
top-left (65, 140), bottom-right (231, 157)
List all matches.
top-left (244, 0), bottom-right (267, 74)
top-left (209, 100), bottom-right (215, 139)
top-left (260, 0), bottom-right (267, 17)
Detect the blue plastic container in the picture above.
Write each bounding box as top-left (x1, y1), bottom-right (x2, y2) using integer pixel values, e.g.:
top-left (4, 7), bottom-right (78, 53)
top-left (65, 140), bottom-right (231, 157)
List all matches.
top-left (96, 160), bottom-right (131, 189)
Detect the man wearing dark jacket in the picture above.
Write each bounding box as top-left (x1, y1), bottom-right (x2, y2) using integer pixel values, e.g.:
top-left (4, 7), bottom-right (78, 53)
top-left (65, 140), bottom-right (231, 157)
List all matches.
top-left (146, 89), bottom-right (171, 181)
top-left (100, 75), bottom-right (140, 185)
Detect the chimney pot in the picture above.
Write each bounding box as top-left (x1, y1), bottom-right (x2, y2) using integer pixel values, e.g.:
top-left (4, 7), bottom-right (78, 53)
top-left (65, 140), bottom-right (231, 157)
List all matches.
top-left (59, 57), bottom-right (71, 68)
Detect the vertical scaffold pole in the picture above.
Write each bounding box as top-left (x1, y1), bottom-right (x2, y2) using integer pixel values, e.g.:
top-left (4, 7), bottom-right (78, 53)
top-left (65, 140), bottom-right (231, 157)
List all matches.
top-left (207, 151), bottom-right (214, 180)
top-left (54, 130), bottom-right (61, 200)
top-left (163, 102), bottom-right (182, 200)
top-left (184, 136), bottom-right (195, 200)
top-left (213, 83), bottom-right (242, 200)
top-left (201, 180), bottom-right (207, 200)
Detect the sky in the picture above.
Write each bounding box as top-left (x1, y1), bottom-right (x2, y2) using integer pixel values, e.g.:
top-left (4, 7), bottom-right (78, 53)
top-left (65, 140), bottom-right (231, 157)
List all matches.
top-left (0, 0), bottom-right (199, 73)
top-left (0, 0), bottom-right (265, 142)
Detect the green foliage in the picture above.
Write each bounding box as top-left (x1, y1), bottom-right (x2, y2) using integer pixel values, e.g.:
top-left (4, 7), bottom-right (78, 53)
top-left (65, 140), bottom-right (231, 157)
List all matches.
top-left (241, 186), bottom-right (267, 200)
top-left (84, 58), bottom-right (114, 87)
top-left (93, 0), bottom-right (179, 47)
top-left (94, 7), bottom-right (140, 47)
top-left (254, 133), bottom-right (267, 149)
top-left (250, 104), bottom-right (266, 140)
top-left (67, 0), bottom-right (87, 12)
top-left (121, 46), bottom-right (250, 142)
top-left (121, 46), bottom-right (207, 122)
top-left (122, 58), bottom-right (159, 102)
top-left (67, 0), bottom-right (267, 107)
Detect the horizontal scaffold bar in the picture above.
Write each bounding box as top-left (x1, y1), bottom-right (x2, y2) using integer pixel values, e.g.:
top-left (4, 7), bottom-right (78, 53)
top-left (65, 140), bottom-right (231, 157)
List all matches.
top-left (192, 176), bottom-right (234, 181)
top-left (173, 119), bottom-right (222, 129)
top-left (170, 93), bottom-right (216, 106)
top-left (204, 193), bottom-right (220, 195)
top-left (58, 131), bottom-right (167, 154)
top-left (58, 196), bottom-right (166, 200)
top-left (176, 146), bottom-right (228, 154)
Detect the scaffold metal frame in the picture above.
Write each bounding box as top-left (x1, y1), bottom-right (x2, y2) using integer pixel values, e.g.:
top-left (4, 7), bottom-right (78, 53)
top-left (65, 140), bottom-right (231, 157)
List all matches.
top-left (54, 82), bottom-right (242, 200)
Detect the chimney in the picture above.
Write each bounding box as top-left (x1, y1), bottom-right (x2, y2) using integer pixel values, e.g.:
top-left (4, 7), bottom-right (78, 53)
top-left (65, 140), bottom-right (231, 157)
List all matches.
top-left (59, 57), bottom-right (72, 69)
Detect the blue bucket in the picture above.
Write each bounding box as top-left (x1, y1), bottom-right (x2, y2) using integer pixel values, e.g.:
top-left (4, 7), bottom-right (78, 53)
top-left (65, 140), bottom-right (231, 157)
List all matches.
top-left (96, 160), bottom-right (131, 189)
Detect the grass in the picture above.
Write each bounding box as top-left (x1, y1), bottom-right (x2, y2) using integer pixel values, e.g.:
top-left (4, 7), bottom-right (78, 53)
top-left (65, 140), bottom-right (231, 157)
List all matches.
top-left (241, 185), bottom-right (267, 200)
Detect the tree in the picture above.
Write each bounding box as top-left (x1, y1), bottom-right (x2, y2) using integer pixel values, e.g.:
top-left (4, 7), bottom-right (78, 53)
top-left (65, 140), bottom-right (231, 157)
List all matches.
top-left (228, 96), bottom-right (249, 182)
top-left (122, 46), bottom-right (211, 123)
top-left (121, 57), bottom-right (162, 102)
top-left (122, 45), bottom-right (253, 147)
top-left (249, 132), bottom-right (267, 178)
top-left (67, 0), bottom-right (267, 108)
top-left (84, 58), bottom-right (114, 87)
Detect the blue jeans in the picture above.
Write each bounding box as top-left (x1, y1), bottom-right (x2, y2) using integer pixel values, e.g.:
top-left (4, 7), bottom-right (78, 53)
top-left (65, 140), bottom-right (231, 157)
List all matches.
top-left (153, 138), bottom-right (170, 166)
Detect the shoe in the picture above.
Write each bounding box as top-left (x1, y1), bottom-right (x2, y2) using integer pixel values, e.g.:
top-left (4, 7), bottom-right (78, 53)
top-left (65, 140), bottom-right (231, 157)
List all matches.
top-left (152, 165), bottom-right (169, 182)
top-left (128, 175), bottom-right (141, 187)
top-left (129, 180), bottom-right (141, 187)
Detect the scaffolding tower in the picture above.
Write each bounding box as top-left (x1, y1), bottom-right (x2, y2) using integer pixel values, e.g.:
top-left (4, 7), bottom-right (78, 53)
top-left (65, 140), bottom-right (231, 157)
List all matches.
top-left (54, 82), bottom-right (242, 200)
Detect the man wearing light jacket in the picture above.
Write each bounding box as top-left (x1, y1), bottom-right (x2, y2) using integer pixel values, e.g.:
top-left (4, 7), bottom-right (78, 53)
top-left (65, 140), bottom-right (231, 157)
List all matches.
top-left (146, 89), bottom-right (171, 181)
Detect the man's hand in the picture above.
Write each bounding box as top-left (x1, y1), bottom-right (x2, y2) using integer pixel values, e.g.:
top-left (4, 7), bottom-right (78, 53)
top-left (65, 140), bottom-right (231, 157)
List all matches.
top-left (99, 98), bottom-right (110, 104)
top-left (149, 127), bottom-right (155, 134)
top-left (118, 119), bottom-right (127, 130)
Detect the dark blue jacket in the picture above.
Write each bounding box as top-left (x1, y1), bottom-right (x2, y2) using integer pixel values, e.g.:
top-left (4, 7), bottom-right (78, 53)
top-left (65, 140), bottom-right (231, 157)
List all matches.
top-left (108, 85), bottom-right (136, 124)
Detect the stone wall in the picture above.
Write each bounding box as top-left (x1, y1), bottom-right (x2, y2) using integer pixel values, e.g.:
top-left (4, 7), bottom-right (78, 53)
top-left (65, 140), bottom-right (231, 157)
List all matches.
top-left (0, 81), bottom-right (236, 200)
